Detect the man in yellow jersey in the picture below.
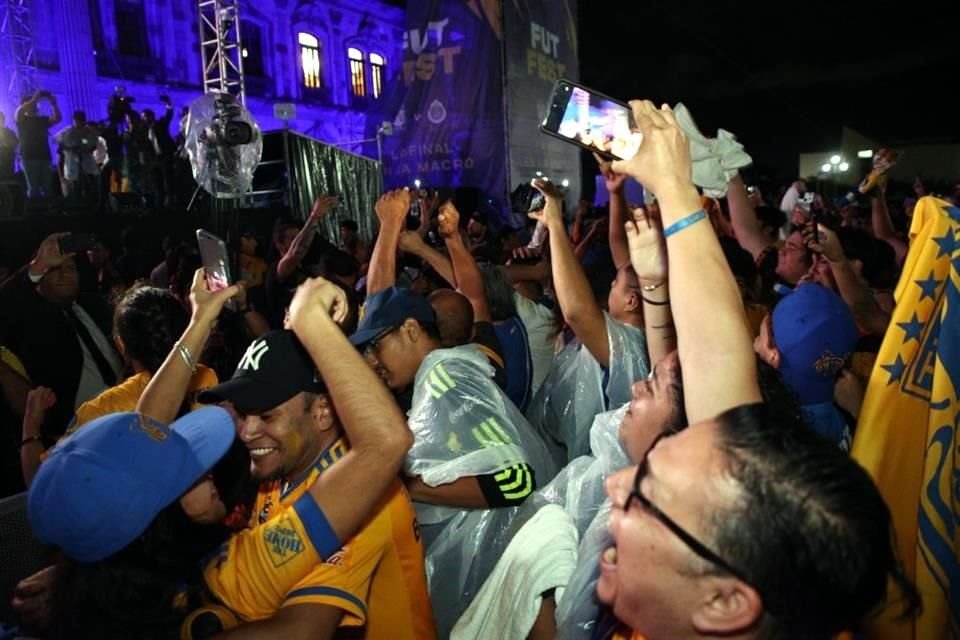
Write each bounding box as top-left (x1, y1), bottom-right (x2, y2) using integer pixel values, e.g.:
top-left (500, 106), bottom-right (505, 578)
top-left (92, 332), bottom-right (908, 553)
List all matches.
top-left (196, 280), bottom-right (435, 639)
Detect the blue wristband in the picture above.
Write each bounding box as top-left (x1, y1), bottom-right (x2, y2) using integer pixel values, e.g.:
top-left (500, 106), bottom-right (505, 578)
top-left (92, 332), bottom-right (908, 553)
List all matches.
top-left (663, 210), bottom-right (707, 238)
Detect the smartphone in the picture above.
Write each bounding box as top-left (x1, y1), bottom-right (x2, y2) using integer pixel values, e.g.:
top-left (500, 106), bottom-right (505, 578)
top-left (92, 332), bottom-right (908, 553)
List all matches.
top-left (196, 228), bottom-right (236, 309)
top-left (540, 79), bottom-right (642, 161)
top-left (58, 233), bottom-right (97, 255)
top-left (528, 192), bottom-right (546, 212)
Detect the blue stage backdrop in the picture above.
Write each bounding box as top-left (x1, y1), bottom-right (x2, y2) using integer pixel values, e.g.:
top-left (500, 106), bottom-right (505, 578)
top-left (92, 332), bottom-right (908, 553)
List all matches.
top-left (374, 0), bottom-right (507, 214)
top-left (504, 0), bottom-right (581, 205)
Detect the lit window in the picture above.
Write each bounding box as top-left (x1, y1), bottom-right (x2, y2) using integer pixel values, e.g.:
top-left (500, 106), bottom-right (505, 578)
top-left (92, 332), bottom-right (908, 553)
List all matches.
top-left (299, 32), bottom-right (322, 89)
top-left (348, 47), bottom-right (365, 97)
top-left (369, 52), bottom-right (386, 99)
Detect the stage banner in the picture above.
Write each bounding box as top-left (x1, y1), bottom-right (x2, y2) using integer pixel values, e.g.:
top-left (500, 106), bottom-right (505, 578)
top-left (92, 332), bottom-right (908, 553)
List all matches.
top-left (503, 0), bottom-right (580, 209)
top-left (375, 0), bottom-right (506, 213)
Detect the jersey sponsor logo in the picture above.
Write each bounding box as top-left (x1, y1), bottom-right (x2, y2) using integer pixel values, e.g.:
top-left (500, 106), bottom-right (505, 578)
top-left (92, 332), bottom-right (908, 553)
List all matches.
top-left (238, 339), bottom-right (270, 371)
top-left (263, 515), bottom-right (306, 567)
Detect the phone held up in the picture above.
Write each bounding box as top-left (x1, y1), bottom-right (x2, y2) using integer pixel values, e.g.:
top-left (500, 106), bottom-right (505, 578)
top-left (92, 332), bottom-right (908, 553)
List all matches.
top-left (540, 79), bottom-right (642, 161)
top-left (57, 233), bottom-right (97, 256)
top-left (196, 228), bottom-right (238, 310)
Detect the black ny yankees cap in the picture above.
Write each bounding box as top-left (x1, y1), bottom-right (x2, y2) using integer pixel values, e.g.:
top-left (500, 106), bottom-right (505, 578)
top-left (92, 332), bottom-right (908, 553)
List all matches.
top-left (198, 330), bottom-right (326, 413)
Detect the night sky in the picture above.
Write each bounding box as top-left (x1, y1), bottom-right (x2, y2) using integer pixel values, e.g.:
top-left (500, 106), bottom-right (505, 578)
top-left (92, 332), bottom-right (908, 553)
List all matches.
top-left (578, 0), bottom-right (960, 183)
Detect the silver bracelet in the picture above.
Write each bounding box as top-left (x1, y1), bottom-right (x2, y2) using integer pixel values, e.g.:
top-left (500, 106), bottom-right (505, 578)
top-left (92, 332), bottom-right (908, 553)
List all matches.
top-left (176, 342), bottom-right (197, 373)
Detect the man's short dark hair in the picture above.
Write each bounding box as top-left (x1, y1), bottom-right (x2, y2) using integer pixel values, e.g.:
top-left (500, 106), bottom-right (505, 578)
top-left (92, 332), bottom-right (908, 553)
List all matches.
top-left (706, 403), bottom-right (921, 638)
top-left (339, 219), bottom-right (359, 233)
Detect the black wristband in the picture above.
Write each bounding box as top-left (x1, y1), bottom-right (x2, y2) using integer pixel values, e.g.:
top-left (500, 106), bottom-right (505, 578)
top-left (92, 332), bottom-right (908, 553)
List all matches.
top-left (641, 295), bottom-right (671, 306)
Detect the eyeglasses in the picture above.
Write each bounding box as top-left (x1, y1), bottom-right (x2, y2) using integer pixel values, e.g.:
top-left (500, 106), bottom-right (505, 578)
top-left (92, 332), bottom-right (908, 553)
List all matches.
top-left (364, 325), bottom-right (398, 357)
top-left (625, 433), bottom-right (753, 586)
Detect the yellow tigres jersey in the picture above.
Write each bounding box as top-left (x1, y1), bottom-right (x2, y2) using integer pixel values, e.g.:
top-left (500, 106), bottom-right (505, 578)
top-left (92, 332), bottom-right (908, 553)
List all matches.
top-left (203, 437), bottom-right (436, 639)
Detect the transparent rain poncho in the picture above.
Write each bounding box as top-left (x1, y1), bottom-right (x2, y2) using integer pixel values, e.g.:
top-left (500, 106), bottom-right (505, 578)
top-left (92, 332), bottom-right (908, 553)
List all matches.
top-left (452, 405), bottom-right (632, 637)
top-left (406, 345), bottom-right (559, 638)
top-left (527, 313), bottom-right (649, 465)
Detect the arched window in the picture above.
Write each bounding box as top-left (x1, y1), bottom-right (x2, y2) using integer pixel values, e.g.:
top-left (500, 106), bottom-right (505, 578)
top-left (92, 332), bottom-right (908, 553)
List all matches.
top-left (348, 47), bottom-right (366, 97)
top-left (299, 32), bottom-right (322, 89)
top-left (369, 52), bottom-right (386, 99)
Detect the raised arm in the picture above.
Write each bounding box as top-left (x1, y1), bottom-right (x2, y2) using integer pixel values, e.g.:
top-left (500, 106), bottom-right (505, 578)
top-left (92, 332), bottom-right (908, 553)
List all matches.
top-left (438, 201), bottom-right (491, 322)
top-left (531, 179), bottom-right (611, 368)
top-left (727, 174), bottom-right (770, 260)
top-left (288, 276), bottom-right (413, 542)
top-left (625, 208), bottom-right (675, 367)
top-left (366, 189), bottom-right (411, 296)
top-left (595, 153), bottom-right (631, 268)
top-left (612, 101), bottom-right (761, 422)
top-left (14, 94), bottom-right (39, 121)
top-left (136, 270), bottom-right (240, 424)
top-left (276, 195), bottom-right (338, 282)
top-left (803, 223), bottom-right (890, 336)
top-left (398, 231), bottom-right (455, 285)
top-left (47, 95), bottom-right (62, 127)
top-left (869, 189), bottom-right (908, 265)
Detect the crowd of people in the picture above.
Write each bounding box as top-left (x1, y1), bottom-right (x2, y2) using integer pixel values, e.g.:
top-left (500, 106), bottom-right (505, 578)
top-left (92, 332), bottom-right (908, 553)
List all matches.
top-left (1, 97), bottom-right (950, 640)
top-left (0, 87), bottom-right (192, 212)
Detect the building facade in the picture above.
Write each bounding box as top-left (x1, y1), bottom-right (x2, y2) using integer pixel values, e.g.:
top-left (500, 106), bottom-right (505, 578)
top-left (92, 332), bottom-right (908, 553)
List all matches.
top-left (1, 0), bottom-right (404, 153)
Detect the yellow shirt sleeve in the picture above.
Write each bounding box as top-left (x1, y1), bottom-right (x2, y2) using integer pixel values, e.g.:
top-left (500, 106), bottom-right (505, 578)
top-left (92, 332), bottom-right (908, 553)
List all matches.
top-left (203, 493), bottom-right (342, 621)
top-left (279, 505), bottom-right (391, 628)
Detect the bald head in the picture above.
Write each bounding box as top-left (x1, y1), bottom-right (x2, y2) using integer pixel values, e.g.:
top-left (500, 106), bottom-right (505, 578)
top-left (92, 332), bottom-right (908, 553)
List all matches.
top-left (427, 289), bottom-right (474, 347)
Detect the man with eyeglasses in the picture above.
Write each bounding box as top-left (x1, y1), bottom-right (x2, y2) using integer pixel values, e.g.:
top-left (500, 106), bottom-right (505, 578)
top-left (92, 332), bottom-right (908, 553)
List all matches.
top-left (350, 285), bottom-right (557, 637)
top-left (585, 100), bottom-right (921, 640)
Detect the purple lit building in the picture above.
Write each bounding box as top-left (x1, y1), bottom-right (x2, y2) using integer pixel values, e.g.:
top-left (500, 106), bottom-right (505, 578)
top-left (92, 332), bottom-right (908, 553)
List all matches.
top-left (0, 0), bottom-right (405, 154)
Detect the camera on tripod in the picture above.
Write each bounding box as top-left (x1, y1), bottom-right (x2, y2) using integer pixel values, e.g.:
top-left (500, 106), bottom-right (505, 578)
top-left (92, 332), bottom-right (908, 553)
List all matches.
top-left (203, 94), bottom-right (254, 146)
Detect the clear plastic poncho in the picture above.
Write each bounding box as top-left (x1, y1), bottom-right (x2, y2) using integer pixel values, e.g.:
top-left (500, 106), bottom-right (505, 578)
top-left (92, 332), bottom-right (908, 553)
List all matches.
top-left (526, 313), bottom-right (649, 465)
top-left (406, 345), bottom-right (559, 638)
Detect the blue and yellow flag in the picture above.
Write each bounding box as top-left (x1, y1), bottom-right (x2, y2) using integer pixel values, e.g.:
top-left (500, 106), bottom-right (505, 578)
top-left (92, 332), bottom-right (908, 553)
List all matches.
top-left (852, 196), bottom-right (960, 639)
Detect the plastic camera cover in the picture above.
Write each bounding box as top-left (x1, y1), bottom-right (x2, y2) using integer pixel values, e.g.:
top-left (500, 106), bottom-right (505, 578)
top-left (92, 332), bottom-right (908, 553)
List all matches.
top-left (185, 91), bottom-right (263, 198)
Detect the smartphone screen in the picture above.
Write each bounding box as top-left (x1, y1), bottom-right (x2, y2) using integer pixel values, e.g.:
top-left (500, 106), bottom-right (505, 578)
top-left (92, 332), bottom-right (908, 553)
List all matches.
top-left (58, 233), bottom-right (97, 255)
top-left (540, 80), bottom-right (642, 160)
top-left (196, 228), bottom-right (233, 296)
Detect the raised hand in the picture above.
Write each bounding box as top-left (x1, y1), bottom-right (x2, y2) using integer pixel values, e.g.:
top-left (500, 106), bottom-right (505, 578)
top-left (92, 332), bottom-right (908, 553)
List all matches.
top-left (437, 200), bottom-right (461, 239)
top-left (30, 233), bottom-right (73, 277)
top-left (375, 188), bottom-right (412, 228)
top-left (529, 179), bottom-right (564, 228)
top-left (310, 194), bottom-right (340, 220)
top-left (610, 100), bottom-right (692, 202)
top-left (188, 268), bottom-right (243, 325)
top-left (625, 207), bottom-right (667, 285)
top-left (594, 152), bottom-right (627, 193)
top-left (398, 230), bottom-right (427, 254)
top-left (287, 276), bottom-right (349, 331)
top-left (802, 223), bottom-right (844, 262)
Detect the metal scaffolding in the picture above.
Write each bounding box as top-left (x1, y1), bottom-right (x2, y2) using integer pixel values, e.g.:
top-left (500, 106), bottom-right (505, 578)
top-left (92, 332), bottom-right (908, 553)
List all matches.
top-left (198, 0), bottom-right (246, 103)
top-left (0, 0), bottom-right (37, 106)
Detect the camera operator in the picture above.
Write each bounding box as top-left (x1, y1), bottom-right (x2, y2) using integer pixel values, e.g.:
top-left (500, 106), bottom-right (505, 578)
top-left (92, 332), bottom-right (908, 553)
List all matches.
top-left (54, 111), bottom-right (103, 204)
top-left (15, 90), bottom-right (62, 202)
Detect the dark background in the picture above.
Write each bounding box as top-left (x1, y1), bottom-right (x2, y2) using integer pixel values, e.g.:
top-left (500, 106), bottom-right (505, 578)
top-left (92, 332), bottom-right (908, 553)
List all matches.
top-left (577, 0), bottom-right (960, 187)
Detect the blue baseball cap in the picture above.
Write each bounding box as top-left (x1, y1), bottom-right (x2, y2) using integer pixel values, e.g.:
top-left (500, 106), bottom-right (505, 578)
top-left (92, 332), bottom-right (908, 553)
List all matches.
top-left (28, 407), bottom-right (235, 563)
top-left (772, 284), bottom-right (858, 405)
top-left (349, 286), bottom-right (436, 348)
